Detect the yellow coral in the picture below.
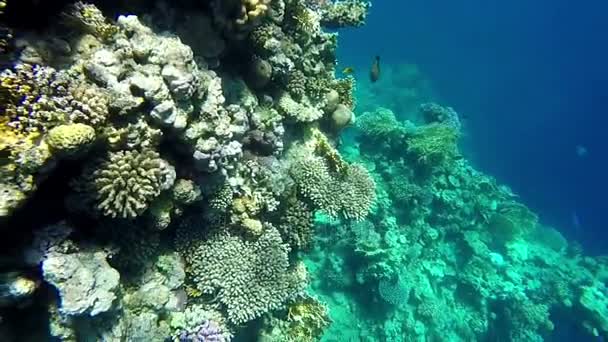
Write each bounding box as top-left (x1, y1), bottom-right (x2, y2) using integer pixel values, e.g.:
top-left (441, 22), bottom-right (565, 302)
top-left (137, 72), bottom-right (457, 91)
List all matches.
top-left (232, 195), bottom-right (261, 217)
top-left (310, 128), bottom-right (347, 175)
top-left (68, 2), bottom-right (120, 41)
top-left (237, 0), bottom-right (271, 26)
top-left (45, 123), bottom-right (96, 156)
top-left (0, 117), bottom-right (42, 161)
top-left (241, 217), bottom-right (264, 236)
top-left (285, 296), bottom-right (331, 342)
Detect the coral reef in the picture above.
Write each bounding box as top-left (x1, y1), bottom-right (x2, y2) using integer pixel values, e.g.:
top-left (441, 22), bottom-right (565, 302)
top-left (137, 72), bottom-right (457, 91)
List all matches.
top-left (289, 130), bottom-right (376, 221)
top-left (176, 219), bottom-right (307, 324)
top-left (259, 295), bottom-right (331, 342)
top-left (45, 123), bottom-right (96, 157)
top-left (302, 104), bottom-right (608, 341)
top-left (320, 0), bottom-right (371, 28)
top-left (1, 1), bottom-right (603, 342)
top-left (70, 149), bottom-right (168, 219)
top-left (178, 319), bottom-right (229, 342)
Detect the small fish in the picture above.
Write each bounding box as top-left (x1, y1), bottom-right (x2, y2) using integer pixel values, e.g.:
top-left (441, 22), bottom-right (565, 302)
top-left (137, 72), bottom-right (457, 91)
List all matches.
top-left (342, 66), bottom-right (354, 75)
top-left (576, 144), bottom-right (588, 157)
top-left (572, 211), bottom-right (582, 231)
top-left (370, 55), bottom-right (380, 83)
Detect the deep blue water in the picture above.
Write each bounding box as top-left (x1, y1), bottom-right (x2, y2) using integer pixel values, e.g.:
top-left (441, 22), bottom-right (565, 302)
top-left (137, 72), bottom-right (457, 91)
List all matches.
top-left (338, 0), bottom-right (608, 255)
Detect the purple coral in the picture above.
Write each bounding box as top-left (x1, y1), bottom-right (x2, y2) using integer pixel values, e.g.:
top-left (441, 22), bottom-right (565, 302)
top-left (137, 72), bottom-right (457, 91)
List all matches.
top-left (179, 320), bottom-right (228, 342)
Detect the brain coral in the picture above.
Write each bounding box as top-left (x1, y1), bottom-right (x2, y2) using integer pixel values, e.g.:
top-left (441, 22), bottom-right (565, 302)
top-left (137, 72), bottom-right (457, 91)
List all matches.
top-left (72, 149), bottom-right (165, 219)
top-left (45, 123), bottom-right (96, 156)
top-left (176, 220), bottom-right (306, 324)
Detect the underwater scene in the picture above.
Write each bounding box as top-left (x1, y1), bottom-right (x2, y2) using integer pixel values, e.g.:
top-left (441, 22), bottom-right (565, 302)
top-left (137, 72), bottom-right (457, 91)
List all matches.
top-left (0, 0), bottom-right (607, 341)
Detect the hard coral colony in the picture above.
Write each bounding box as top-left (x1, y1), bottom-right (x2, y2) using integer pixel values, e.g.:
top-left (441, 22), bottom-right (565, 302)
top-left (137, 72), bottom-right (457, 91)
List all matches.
top-left (0, 1), bottom-right (606, 342)
top-left (0, 0), bottom-right (371, 340)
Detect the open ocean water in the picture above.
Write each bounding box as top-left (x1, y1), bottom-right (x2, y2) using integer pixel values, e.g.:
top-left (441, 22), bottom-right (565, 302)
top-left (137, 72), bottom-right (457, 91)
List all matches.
top-left (339, 0), bottom-right (608, 255)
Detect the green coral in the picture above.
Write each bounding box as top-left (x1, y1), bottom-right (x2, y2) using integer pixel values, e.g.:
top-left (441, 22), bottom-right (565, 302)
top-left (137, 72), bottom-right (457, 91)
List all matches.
top-left (406, 123), bottom-right (460, 167)
top-left (278, 195), bottom-right (314, 251)
top-left (490, 201), bottom-right (538, 240)
top-left (71, 149), bottom-right (165, 219)
top-left (65, 2), bottom-right (120, 42)
top-left (579, 283), bottom-right (608, 337)
top-left (260, 295), bottom-right (331, 342)
top-left (333, 76), bottom-right (356, 110)
top-left (45, 123), bottom-right (96, 156)
top-left (287, 70), bottom-right (307, 100)
top-left (356, 107), bottom-right (409, 143)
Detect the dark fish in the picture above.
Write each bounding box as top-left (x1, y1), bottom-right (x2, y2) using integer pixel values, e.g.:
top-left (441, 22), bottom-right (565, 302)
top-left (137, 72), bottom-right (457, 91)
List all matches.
top-left (342, 66), bottom-right (355, 75)
top-left (370, 55), bottom-right (380, 82)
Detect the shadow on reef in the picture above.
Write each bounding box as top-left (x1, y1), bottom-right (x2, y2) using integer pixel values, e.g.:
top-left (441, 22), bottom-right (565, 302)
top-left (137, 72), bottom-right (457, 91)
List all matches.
top-left (0, 157), bottom-right (81, 256)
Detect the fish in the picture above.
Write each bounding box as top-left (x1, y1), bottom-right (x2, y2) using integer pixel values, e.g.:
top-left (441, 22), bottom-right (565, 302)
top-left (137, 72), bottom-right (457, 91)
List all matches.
top-left (342, 66), bottom-right (354, 75)
top-left (572, 211), bottom-right (582, 231)
top-left (576, 144), bottom-right (588, 157)
top-left (370, 55), bottom-right (380, 82)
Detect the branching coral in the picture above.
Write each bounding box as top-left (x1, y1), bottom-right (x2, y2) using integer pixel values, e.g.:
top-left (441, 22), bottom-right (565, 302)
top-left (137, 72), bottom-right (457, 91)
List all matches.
top-left (178, 319), bottom-right (230, 342)
top-left (1, 63), bottom-right (73, 134)
top-left (378, 276), bottom-right (410, 307)
top-left (333, 76), bottom-right (356, 110)
top-left (290, 155), bottom-right (375, 221)
top-left (278, 195), bottom-right (315, 251)
top-left (320, 0), bottom-right (371, 28)
top-left (278, 93), bottom-right (324, 123)
top-left (288, 0), bottom-right (322, 36)
top-left (287, 70), bottom-right (307, 99)
top-left (71, 149), bottom-right (167, 219)
top-left (176, 220), bottom-right (306, 324)
top-left (1, 62), bottom-right (108, 135)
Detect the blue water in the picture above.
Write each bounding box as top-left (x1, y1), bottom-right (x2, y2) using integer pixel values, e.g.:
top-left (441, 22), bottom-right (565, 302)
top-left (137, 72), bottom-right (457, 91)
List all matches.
top-left (338, 0), bottom-right (608, 255)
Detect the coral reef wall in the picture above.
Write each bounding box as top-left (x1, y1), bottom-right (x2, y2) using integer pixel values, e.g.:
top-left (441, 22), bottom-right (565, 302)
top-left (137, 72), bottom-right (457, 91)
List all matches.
top-left (0, 0), bottom-right (371, 340)
top-left (0, 1), bottom-right (606, 342)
